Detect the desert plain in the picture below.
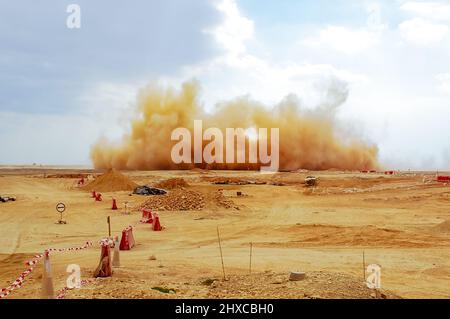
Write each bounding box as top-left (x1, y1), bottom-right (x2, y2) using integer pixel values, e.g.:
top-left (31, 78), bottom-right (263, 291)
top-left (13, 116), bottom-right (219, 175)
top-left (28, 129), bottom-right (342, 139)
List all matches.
top-left (1, 166), bottom-right (450, 299)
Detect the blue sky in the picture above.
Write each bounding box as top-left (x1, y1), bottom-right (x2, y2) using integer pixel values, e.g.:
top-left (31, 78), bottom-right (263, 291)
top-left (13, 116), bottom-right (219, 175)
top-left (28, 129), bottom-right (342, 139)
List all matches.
top-left (1, 0), bottom-right (450, 169)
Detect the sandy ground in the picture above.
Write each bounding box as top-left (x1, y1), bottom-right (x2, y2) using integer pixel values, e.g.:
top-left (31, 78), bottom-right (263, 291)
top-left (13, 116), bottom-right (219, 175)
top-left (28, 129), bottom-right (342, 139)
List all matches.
top-left (1, 167), bottom-right (450, 299)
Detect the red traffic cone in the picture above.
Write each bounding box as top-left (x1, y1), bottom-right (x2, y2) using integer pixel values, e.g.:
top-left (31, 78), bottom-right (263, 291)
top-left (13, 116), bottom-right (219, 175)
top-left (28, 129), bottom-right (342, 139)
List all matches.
top-left (112, 198), bottom-right (118, 210)
top-left (91, 191), bottom-right (97, 198)
top-left (95, 193), bottom-right (102, 201)
top-left (153, 214), bottom-right (162, 231)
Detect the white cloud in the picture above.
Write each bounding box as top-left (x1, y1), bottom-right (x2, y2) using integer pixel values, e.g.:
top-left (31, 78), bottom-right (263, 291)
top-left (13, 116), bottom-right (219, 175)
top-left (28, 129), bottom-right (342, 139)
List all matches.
top-left (399, 18), bottom-right (448, 46)
top-left (401, 1), bottom-right (450, 21)
top-left (206, 0), bottom-right (254, 56)
top-left (302, 26), bottom-right (381, 54)
top-left (436, 73), bottom-right (450, 92)
top-left (300, 3), bottom-right (387, 55)
top-left (173, 0), bottom-right (367, 108)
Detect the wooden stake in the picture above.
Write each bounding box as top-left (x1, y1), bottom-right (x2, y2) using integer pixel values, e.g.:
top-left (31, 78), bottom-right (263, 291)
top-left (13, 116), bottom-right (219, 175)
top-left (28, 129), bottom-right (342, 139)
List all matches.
top-left (107, 216), bottom-right (111, 237)
top-left (249, 242), bottom-right (253, 274)
top-left (217, 226), bottom-right (226, 281)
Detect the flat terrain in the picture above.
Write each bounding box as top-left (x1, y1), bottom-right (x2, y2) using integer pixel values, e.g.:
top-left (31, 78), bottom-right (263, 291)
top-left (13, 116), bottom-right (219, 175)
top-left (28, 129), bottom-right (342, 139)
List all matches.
top-left (1, 167), bottom-right (450, 299)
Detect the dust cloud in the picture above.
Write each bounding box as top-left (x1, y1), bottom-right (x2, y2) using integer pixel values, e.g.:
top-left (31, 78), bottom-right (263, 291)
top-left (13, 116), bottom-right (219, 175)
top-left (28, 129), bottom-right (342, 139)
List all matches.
top-left (91, 80), bottom-right (378, 171)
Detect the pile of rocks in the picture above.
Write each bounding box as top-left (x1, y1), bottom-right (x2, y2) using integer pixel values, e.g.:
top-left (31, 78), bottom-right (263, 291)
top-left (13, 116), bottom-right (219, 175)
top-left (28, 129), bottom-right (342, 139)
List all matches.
top-left (211, 177), bottom-right (266, 185)
top-left (139, 189), bottom-right (206, 211)
top-left (213, 191), bottom-right (236, 209)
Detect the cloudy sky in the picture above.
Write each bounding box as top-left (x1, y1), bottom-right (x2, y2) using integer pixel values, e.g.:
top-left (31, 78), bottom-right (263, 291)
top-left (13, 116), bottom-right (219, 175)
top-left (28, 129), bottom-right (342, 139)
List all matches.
top-left (0, 0), bottom-right (449, 169)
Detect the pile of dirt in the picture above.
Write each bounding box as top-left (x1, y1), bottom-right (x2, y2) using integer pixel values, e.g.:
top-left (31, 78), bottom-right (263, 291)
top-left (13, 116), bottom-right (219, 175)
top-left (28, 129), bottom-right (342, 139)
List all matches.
top-left (209, 176), bottom-right (266, 185)
top-left (139, 189), bottom-right (205, 211)
top-left (46, 173), bottom-right (89, 178)
top-left (212, 190), bottom-right (236, 209)
top-left (58, 270), bottom-right (401, 299)
top-left (206, 271), bottom-right (401, 299)
top-left (81, 169), bottom-right (138, 192)
top-left (433, 220), bottom-right (450, 233)
top-left (154, 178), bottom-right (189, 190)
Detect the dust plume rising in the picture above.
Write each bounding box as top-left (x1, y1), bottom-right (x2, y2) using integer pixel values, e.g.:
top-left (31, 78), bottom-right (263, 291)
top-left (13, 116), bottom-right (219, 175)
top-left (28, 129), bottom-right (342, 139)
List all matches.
top-left (91, 80), bottom-right (379, 171)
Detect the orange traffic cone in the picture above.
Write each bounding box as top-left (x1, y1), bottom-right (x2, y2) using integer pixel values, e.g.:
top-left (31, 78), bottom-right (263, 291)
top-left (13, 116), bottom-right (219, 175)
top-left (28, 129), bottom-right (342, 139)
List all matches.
top-left (41, 251), bottom-right (55, 299)
top-left (91, 191), bottom-right (96, 198)
top-left (112, 198), bottom-right (118, 210)
top-left (95, 193), bottom-right (102, 201)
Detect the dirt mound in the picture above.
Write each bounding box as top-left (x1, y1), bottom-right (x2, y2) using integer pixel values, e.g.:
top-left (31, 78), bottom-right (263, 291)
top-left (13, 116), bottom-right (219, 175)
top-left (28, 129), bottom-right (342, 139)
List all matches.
top-left (208, 176), bottom-right (266, 185)
top-left (46, 173), bottom-right (88, 179)
top-left (154, 178), bottom-right (189, 190)
top-left (433, 220), bottom-right (450, 233)
top-left (60, 270), bottom-right (400, 299)
top-left (139, 189), bottom-right (205, 211)
top-left (206, 271), bottom-right (401, 299)
top-left (81, 169), bottom-right (138, 192)
top-left (212, 190), bottom-right (236, 209)
top-left (253, 224), bottom-right (450, 248)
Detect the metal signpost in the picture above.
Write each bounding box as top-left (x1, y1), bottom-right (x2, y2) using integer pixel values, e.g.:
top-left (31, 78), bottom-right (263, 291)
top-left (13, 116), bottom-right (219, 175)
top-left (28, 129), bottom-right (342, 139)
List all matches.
top-left (56, 202), bottom-right (67, 224)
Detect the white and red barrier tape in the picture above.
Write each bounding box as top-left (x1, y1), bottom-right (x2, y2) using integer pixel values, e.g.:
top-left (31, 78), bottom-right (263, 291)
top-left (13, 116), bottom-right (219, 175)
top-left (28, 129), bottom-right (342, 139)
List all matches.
top-left (0, 267), bottom-right (34, 299)
top-left (0, 241), bottom-right (93, 299)
top-left (98, 238), bottom-right (113, 247)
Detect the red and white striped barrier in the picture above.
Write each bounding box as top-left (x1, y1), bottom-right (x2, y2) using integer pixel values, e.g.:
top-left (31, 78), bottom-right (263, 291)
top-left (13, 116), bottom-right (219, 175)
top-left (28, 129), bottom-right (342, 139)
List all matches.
top-left (25, 254), bottom-right (45, 266)
top-left (45, 241), bottom-right (93, 254)
top-left (0, 267), bottom-right (34, 299)
top-left (119, 225), bottom-right (135, 250)
top-left (437, 175), bottom-right (450, 183)
top-left (141, 209), bottom-right (153, 224)
top-left (0, 241), bottom-right (93, 299)
top-left (98, 238), bottom-right (113, 247)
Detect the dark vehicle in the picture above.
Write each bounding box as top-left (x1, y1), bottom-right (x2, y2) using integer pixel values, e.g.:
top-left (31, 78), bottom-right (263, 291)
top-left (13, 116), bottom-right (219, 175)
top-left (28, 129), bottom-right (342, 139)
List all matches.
top-left (0, 196), bottom-right (16, 203)
top-left (133, 185), bottom-right (167, 196)
top-left (304, 176), bottom-right (317, 187)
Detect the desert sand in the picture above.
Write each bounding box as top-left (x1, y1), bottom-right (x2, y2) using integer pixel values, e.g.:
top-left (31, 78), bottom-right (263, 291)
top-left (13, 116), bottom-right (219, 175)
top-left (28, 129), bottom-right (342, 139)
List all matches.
top-left (1, 167), bottom-right (450, 299)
